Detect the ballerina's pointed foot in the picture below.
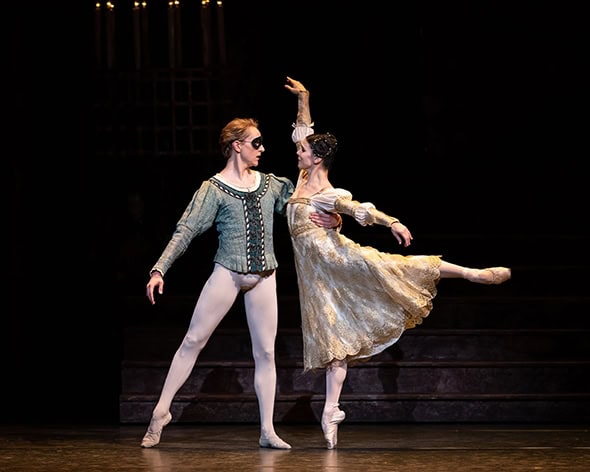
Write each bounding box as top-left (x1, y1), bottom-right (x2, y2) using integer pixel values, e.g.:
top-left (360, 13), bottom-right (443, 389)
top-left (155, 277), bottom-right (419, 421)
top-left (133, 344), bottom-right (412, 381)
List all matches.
top-left (259, 433), bottom-right (292, 449)
top-left (466, 267), bottom-right (511, 285)
top-left (322, 409), bottom-right (346, 449)
top-left (140, 412), bottom-right (172, 448)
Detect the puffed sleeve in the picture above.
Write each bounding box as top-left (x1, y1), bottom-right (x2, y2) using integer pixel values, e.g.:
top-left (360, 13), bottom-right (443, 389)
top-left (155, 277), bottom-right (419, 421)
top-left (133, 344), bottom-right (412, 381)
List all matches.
top-left (311, 188), bottom-right (352, 213)
top-left (268, 174), bottom-right (295, 215)
top-left (291, 123), bottom-right (315, 143)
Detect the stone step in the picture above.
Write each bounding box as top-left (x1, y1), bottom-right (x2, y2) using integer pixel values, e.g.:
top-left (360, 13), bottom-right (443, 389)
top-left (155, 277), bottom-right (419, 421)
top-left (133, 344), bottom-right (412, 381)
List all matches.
top-left (121, 359), bottom-right (590, 396)
top-left (119, 392), bottom-right (590, 424)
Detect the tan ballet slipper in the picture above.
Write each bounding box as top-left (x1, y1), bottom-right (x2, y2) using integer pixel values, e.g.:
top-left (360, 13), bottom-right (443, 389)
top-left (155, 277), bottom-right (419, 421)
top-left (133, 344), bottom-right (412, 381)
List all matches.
top-left (140, 412), bottom-right (172, 448)
top-left (259, 433), bottom-right (292, 449)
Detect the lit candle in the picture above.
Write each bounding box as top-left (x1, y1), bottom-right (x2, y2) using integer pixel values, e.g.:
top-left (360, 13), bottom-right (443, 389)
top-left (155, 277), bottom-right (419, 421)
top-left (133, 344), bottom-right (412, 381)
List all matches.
top-left (95, 3), bottom-right (102, 68)
top-left (201, 0), bottom-right (211, 67)
top-left (216, 0), bottom-right (225, 65)
top-left (140, 2), bottom-right (149, 66)
top-left (167, 1), bottom-right (176, 68)
top-left (174, 1), bottom-right (182, 66)
top-left (106, 2), bottom-right (115, 69)
top-left (133, 2), bottom-right (141, 69)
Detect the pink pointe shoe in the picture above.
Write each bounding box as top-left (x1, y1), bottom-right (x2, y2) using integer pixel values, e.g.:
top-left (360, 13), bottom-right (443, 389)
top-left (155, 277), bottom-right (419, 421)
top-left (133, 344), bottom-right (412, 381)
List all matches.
top-left (140, 412), bottom-right (172, 448)
top-left (465, 267), bottom-right (511, 285)
top-left (321, 407), bottom-right (346, 449)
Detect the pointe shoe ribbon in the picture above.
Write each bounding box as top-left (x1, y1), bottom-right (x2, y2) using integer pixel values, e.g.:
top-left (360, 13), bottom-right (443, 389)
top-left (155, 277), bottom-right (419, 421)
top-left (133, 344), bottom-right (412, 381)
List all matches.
top-left (322, 409), bottom-right (346, 449)
top-left (140, 412), bottom-right (172, 448)
top-left (259, 434), bottom-right (292, 449)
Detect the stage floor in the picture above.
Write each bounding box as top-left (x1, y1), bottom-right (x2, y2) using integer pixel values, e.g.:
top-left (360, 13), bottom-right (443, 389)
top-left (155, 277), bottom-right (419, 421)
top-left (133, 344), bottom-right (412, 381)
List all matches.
top-left (1, 423), bottom-right (589, 471)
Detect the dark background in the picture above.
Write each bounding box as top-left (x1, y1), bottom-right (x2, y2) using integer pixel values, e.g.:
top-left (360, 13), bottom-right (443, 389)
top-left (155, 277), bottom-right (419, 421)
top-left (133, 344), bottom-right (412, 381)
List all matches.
top-left (4, 1), bottom-right (588, 423)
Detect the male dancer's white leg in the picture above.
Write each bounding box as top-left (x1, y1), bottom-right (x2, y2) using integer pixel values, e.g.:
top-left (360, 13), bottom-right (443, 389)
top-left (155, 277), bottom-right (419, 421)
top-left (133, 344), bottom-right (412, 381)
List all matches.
top-left (141, 264), bottom-right (240, 447)
top-left (243, 271), bottom-right (291, 449)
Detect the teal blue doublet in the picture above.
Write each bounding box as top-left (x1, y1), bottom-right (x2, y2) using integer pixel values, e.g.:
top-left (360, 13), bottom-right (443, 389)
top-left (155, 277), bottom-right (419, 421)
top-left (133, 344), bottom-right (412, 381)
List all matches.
top-left (151, 172), bottom-right (295, 276)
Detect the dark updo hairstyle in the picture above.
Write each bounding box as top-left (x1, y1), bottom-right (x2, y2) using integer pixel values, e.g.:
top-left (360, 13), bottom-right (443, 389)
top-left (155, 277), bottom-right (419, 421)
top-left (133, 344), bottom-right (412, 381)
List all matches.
top-left (306, 132), bottom-right (338, 170)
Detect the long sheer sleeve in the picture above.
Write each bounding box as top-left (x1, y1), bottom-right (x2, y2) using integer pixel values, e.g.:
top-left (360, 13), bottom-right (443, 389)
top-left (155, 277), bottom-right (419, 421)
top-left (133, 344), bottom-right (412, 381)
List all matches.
top-left (313, 190), bottom-right (400, 227)
top-left (291, 89), bottom-right (314, 143)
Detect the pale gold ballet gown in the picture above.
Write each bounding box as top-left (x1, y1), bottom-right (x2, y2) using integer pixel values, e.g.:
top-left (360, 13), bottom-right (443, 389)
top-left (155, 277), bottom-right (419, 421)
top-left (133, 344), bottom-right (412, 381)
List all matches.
top-left (287, 186), bottom-right (442, 372)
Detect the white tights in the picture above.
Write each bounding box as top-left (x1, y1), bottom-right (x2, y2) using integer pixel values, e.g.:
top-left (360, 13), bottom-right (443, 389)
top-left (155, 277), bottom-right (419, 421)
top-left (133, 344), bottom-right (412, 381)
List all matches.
top-left (440, 260), bottom-right (480, 279)
top-left (323, 359), bottom-right (348, 419)
top-left (151, 263), bottom-right (280, 438)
